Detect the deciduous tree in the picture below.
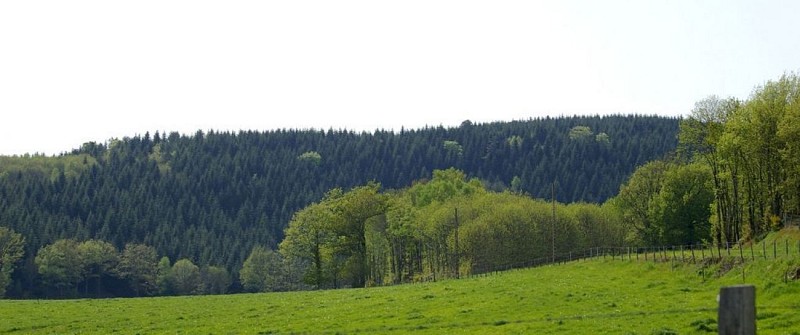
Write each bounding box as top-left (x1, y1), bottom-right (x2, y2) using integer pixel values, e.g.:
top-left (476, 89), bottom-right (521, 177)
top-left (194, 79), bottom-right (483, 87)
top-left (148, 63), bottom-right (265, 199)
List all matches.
top-left (117, 243), bottom-right (158, 296)
top-left (35, 239), bottom-right (82, 297)
top-left (240, 246), bottom-right (284, 292)
top-left (0, 227), bottom-right (25, 298)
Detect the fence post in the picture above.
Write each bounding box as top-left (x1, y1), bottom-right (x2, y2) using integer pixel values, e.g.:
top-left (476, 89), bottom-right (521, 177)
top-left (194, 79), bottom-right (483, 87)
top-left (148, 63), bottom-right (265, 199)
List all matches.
top-left (681, 245), bottom-right (685, 262)
top-left (718, 285), bottom-right (756, 335)
top-left (750, 243), bottom-right (754, 261)
top-left (739, 242), bottom-right (744, 262)
top-left (763, 242), bottom-right (767, 260)
top-left (773, 241), bottom-right (777, 258)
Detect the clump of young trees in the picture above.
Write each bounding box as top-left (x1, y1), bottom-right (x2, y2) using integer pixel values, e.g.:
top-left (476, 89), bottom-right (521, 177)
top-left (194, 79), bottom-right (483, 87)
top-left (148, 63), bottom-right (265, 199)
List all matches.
top-left (684, 74), bottom-right (800, 243)
top-left (611, 72), bottom-right (800, 247)
top-left (267, 168), bottom-right (626, 290)
top-left (0, 237), bottom-right (230, 299)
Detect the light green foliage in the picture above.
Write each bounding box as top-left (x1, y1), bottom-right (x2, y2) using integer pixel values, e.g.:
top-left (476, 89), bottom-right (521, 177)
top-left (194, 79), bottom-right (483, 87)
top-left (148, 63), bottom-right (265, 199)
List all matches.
top-left (679, 73), bottom-right (800, 242)
top-left (459, 194), bottom-right (547, 270)
top-left (283, 169), bottom-right (623, 285)
top-left (568, 202), bottom-right (625, 248)
top-left (442, 140), bottom-right (463, 157)
top-left (651, 163), bottom-right (714, 245)
top-left (240, 246), bottom-right (285, 292)
top-left (297, 151), bottom-right (322, 165)
top-left (384, 195), bottom-right (419, 284)
top-left (327, 183), bottom-right (388, 288)
top-left (148, 143), bottom-right (172, 174)
top-left (35, 239), bottom-right (83, 296)
top-left (0, 227), bottom-right (25, 298)
top-left (505, 135), bottom-right (523, 149)
top-left (614, 161), bottom-right (716, 246)
top-left (117, 243), bottom-right (159, 296)
top-left (680, 95), bottom-right (740, 244)
top-left (613, 160), bottom-right (671, 245)
top-left (3, 251), bottom-right (799, 334)
top-left (777, 75), bottom-right (800, 212)
top-left (595, 132), bottom-right (610, 144)
top-left (0, 154), bottom-right (96, 181)
top-left (170, 259), bottom-right (203, 295)
top-left (408, 168), bottom-right (484, 207)
top-left (568, 125), bottom-right (593, 140)
top-left (510, 176), bottom-right (522, 193)
top-left (156, 256), bottom-right (172, 295)
top-left (280, 200), bottom-right (337, 288)
top-left (77, 240), bottom-right (119, 296)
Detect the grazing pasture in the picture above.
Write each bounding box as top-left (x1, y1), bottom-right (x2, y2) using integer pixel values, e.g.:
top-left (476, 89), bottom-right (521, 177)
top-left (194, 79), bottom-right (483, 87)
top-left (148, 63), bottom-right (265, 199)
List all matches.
top-left (2, 256), bottom-right (798, 334)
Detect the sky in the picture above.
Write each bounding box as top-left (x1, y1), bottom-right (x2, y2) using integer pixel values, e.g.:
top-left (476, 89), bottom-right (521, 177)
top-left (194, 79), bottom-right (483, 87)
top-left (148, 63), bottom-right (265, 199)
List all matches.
top-left (1, 1), bottom-right (799, 156)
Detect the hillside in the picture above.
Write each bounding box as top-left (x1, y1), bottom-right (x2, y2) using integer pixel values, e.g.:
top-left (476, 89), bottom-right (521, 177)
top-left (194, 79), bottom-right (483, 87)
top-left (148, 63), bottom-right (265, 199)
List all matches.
top-left (2, 249), bottom-right (798, 334)
top-left (0, 115), bottom-right (678, 287)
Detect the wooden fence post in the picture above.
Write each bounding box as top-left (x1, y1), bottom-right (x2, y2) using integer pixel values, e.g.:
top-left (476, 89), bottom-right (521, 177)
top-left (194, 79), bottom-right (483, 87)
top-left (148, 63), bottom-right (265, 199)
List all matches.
top-left (718, 285), bottom-right (756, 335)
top-left (738, 242), bottom-right (744, 262)
top-left (773, 241), bottom-right (777, 258)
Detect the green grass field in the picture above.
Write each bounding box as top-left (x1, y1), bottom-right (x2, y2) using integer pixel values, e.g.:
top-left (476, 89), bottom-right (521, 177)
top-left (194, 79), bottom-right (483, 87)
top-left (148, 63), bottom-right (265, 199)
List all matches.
top-left (3, 252), bottom-right (799, 334)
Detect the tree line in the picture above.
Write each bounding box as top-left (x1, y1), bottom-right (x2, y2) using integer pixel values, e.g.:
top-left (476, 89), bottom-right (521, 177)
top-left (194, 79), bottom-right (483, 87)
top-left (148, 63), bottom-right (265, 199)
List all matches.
top-left (613, 73), bottom-right (800, 247)
top-left (2, 74), bottom-right (795, 298)
top-left (0, 231), bottom-right (232, 298)
top-left (0, 115), bottom-right (678, 298)
top-left (679, 74), bottom-right (800, 244)
top-left (263, 73), bottom-right (800, 291)
top-left (276, 168), bottom-right (626, 289)
top-left (0, 167), bottom-right (629, 297)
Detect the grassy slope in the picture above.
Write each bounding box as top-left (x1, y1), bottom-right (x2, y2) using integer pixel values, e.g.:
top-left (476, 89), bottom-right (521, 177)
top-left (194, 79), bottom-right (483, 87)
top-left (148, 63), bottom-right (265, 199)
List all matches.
top-left (3, 251), bottom-right (799, 335)
top-left (2, 230), bottom-right (799, 334)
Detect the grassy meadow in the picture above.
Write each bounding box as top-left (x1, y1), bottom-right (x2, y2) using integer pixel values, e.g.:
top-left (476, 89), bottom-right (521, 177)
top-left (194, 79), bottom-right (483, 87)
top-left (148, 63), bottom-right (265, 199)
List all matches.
top-left (3, 251), bottom-right (800, 334)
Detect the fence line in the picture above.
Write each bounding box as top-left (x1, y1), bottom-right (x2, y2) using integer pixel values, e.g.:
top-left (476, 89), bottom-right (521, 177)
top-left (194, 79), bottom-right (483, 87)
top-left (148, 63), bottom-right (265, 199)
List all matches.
top-left (465, 239), bottom-right (800, 278)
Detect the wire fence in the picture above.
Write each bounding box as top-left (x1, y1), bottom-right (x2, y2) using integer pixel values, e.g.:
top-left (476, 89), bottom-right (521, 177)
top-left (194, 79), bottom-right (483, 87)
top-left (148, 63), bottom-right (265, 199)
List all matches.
top-left (466, 239), bottom-right (800, 278)
top-left (406, 242), bottom-right (800, 334)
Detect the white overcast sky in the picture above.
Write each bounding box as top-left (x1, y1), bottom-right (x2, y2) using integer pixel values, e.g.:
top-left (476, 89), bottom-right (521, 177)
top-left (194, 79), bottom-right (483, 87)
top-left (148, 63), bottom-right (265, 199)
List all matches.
top-left (1, 1), bottom-right (799, 155)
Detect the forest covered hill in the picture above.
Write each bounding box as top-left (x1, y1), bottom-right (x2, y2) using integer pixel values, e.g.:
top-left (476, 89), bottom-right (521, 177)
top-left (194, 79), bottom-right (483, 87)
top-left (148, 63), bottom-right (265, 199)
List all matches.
top-left (0, 115), bottom-right (679, 290)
